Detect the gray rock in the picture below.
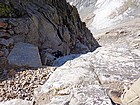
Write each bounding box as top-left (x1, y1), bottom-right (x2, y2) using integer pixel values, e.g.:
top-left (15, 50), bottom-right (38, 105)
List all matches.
top-left (7, 0), bottom-right (99, 56)
top-left (0, 0), bottom-right (99, 66)
top-left (0, 51), bottom-right (5, 57)
top-left (73, 40), bottom-right (90, 54)
top-left (0, 1), bottom-right (140, 105)
top-left (1, 48), bottom-right (9, 57)
top-left (67, 0), bottom-right (97, 23)
top-left (7, 29), bottom-right (15, 35)
top-left (34, 45), bottom-right (140, 105)
top-left (42, 52), bottom-right (56, 65)
top-left (7, 42), bottom-right (42, 68)
top-left (34, 18), bottom-right (140, 105)
top-left (11, 35), bottom-right (25, 43)
top-left (0, 57), bottom-right (7, 68)
top-left (0, 32), bottom-right (10, 38)
top-left (0, 38), bottom-right (14, 47)
top-left (0, 57), bottom-right (7, 74)
top-left (34, 51), bottom-right (112, 105)
top-left (13, 20), bottom-right (29, 35)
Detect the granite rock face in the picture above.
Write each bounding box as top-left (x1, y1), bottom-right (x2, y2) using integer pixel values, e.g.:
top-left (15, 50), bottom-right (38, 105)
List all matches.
top-left (33, 18), bottom-right (140, 105)
top-left (67, 0), bottom-right (97, 25)
top-left (0, 0), bottom-right (99, 104)
top-left (0, 0), bottom-right (99, 69)
top-left (7, 42), bottom-right (42, 68)
top-left (0, 1), bottom-right (140, 105)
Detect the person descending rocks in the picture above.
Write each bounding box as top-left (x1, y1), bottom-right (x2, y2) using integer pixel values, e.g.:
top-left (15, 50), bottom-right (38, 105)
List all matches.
top-left (107, 78), bottom-right (140, 105)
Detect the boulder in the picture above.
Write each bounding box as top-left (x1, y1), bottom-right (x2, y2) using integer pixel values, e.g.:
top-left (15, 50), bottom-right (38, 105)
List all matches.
top-left (7, 42), bottom-right (42, 68)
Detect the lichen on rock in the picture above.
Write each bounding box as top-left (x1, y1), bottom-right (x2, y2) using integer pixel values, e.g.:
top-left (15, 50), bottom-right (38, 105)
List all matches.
top-left (0, 3), bottom-right (21, 18)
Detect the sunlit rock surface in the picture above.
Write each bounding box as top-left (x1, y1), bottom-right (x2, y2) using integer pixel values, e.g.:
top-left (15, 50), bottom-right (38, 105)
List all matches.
top-left (34, 18), bottom-right (140, 105)
top-left (67, 0), bottom-right (140, 33)
top-left (1, 14), bottom-right (140, 105)
top-left (0, 1), bottom-right (140, 105)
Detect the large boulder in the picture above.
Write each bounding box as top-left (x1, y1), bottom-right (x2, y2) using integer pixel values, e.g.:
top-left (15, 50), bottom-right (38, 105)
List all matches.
top-left (7, 42), bottom-right (42, 68)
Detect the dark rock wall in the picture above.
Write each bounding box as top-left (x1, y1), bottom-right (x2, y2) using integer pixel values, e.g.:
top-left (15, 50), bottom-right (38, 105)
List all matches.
top-left (0, 0), bottom-right (99, 68)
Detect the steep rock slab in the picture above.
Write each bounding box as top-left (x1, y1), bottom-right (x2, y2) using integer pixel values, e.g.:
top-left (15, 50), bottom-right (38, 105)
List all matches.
top-left (92, 18), bottom-right (140, 85)
top-left (34, 44), bottom-right (140, 105)
top-left (34, 19), bottom-right (140, 104)
top-left (33, 52), bottom-right (112, 105)
top-left (7, 42), bottom-right (42, 68)
top-left (1, 19), bottom-right (140, 105)
top-left (93, 47), bottom-right (140, 84)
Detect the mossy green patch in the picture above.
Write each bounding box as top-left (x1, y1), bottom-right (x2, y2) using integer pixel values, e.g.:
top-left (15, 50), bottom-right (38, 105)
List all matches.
top-left (0, 3), bottom-right (21, 18)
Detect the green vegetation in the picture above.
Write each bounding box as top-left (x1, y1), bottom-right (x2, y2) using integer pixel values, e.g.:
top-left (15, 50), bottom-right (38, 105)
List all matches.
top-left (0, 3), bottom-right (21, 18)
